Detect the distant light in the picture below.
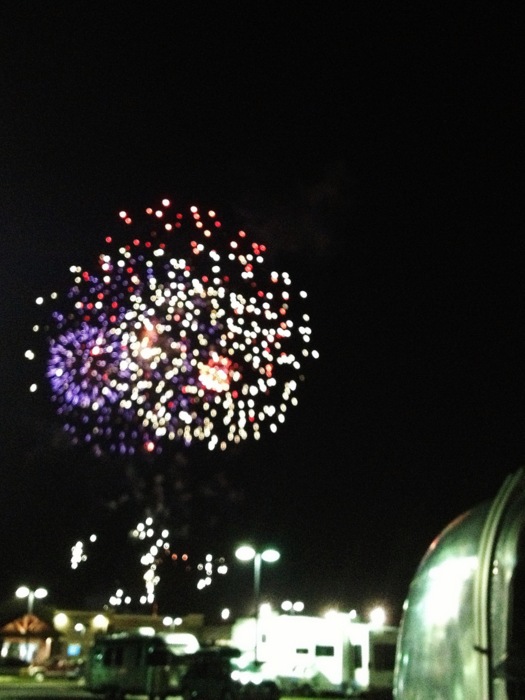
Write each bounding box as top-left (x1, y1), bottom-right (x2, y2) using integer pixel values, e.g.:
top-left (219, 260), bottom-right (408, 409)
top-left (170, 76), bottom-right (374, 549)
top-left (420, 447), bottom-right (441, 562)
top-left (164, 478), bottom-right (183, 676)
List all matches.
top-left (324, 609), bottom-right (339, 620)
top-left (281, 600), bottom-right (304, 614)
top-left (54, 613), bottom-right (69, 630)
top-left (369, 606), bottom-right (386, 627)
top-left (235, 545), bottom-right (256, 561)
top-left (261, 549), bottom-right (280, 563)
top-left (221, 608), bottom-right (230, 620)
top-left (16, 586), bottom-right (47, 600)
top-left (92, 614), bottom-right (109, 631)
top-left (235, 545), bottom-right (280, 563)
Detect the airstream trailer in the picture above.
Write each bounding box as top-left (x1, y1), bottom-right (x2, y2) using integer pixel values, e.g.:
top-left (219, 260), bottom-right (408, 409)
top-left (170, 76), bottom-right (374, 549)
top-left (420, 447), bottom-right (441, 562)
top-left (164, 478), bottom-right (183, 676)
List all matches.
top-left (84, 631), bottom-right (200, 699)
top-left (394, 468), bottom-right (525, 698)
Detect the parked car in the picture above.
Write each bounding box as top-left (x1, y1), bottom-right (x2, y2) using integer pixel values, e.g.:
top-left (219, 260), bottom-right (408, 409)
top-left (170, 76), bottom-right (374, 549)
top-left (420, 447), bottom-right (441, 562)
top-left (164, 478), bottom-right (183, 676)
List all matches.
top-left (180, 647), bottom-right (242, 700)
top-left (27, 656), bottom-right (84, 682)
top-left (180, 647), bottom-right (280, 700)
top-left (0, 657), bottom-right (29, 676)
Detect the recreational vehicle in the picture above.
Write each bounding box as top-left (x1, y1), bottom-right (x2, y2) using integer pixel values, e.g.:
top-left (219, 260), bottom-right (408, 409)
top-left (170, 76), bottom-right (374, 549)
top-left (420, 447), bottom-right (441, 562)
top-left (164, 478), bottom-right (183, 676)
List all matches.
top-left (230, 612), bottom-right (397, 696)
top-left (84, 630), bottom-right (199, 699)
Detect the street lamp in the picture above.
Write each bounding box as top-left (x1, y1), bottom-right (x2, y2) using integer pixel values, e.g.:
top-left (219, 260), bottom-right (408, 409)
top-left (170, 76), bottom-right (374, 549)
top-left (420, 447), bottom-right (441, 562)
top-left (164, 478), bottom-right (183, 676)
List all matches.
top-left (369, 605), bottom-right (386, 628)
top-left (162, 615), bottom-right (182, 631)
top-left (281, 600), bottom-right (304, 614)
top-left (235, 545), bottom-right (280, 663)
top-left (15, 587), bottom-right (48, 662)
top-left (15, 586), bottom-right (48, 615)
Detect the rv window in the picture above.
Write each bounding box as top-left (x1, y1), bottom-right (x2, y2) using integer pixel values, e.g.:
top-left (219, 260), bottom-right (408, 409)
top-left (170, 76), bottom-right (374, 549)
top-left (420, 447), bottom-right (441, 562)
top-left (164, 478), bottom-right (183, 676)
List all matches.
top-left (315, 645), bottom-right (334, 657)
top-left (148, 648), bottom-right (170, 666)
top-left (295, 648), bottom-right (308, 655)
top-left (373, 643), bottom-right (396, 671)
top-left (352, 645), bottom-right (363, 669)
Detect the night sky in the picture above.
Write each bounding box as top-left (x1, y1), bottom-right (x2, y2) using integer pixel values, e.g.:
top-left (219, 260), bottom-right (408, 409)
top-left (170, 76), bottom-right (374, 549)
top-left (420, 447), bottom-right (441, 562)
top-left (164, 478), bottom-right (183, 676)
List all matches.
top-left (1, 4), bottom-right (524, 626)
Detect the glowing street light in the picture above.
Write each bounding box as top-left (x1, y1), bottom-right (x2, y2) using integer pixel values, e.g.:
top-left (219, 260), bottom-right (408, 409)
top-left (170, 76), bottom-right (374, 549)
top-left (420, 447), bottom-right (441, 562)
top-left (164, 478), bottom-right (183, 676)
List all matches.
top-left (15, 586), bottom-right (48, 615)
top-left (162, 616), bottom-right (182, 631)
top-left (369, 605), bottom-right (387, 628)
top-left (235, 545), bottom-right (280, 662)
top-left (281, 600), bottom-right (304, 614)
top-left (15, 587), bottom-right (48, 663)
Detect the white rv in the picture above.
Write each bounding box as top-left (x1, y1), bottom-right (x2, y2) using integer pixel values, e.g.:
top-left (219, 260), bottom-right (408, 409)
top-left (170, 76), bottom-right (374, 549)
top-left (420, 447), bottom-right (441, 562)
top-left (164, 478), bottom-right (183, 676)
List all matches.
top-left (230, 612), bottom-right (398, 696)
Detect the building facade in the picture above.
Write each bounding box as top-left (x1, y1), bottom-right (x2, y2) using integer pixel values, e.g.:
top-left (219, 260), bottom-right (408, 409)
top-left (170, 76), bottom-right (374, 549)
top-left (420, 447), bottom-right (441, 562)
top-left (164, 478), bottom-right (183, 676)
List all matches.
top-left (0, 609), bottom-right (230, 665)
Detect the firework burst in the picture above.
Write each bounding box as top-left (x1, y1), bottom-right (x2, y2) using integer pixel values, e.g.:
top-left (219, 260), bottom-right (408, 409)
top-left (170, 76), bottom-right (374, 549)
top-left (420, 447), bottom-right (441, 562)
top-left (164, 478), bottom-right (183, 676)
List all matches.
top-left (29, 199), bottom-right (318, 457)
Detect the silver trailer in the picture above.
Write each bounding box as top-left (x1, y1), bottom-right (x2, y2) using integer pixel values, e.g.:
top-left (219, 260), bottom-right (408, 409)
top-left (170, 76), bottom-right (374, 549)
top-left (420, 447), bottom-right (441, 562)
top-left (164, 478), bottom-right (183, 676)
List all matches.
top-left (394, 467), bottom-right (525, 698)
top-left (84, 631), bottom-right (199, 699)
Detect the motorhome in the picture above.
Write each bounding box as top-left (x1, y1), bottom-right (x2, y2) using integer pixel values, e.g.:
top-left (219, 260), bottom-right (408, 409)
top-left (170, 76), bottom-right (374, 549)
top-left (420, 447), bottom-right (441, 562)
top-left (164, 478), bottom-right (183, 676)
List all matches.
top-left (84, 630), bottom-right (200, 699)
top-left (393, 467), bottom-right (525, 698)
top-left (230, 612), bottom-right (398, 696)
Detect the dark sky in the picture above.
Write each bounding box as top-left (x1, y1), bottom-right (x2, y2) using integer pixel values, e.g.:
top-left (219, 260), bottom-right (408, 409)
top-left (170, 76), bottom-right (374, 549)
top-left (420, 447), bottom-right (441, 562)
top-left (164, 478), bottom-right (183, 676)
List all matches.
top-left (1, 4), bottom-right (524, 626)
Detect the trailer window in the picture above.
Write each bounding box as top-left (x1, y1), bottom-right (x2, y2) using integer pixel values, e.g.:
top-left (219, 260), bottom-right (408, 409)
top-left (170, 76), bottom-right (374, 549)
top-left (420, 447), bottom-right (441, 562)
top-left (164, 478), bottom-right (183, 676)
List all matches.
top-left (510, 530), bottom-right (525, 646)
top-left (295, 648), bottom-right (308, 655)
top-left (103, 645), bottom-right (123, 667)
top-left (506, 528), bottom-right (525, 696)
top-left (315, 645), bottom-right (334, 657)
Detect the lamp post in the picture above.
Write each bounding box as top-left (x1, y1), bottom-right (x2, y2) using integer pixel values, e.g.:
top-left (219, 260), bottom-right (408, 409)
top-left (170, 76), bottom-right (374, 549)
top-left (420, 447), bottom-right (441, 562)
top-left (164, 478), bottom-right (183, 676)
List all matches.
top-left (281, 600), bottom-right (304, 614)
top-left (15, 586), bottom-right (48, 616)
top-left (162, 615), bottom-right (182, 632)
top-left (15, 587), bottom-right (48, 662)
top-left (235, 545), bottom-right (280, 663)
